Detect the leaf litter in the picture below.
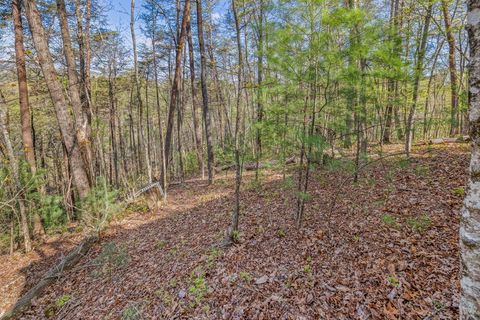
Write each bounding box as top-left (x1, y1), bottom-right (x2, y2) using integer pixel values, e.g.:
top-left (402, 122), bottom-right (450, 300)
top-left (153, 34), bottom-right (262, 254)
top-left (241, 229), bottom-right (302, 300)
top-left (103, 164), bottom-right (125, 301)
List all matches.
top-left (1, 144), bottom-right (467, 319)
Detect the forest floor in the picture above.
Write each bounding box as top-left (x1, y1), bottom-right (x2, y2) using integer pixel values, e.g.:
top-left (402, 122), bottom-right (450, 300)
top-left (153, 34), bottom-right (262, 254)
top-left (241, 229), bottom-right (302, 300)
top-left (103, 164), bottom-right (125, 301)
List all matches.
top-left (0, 143), bottom-right (468, 319)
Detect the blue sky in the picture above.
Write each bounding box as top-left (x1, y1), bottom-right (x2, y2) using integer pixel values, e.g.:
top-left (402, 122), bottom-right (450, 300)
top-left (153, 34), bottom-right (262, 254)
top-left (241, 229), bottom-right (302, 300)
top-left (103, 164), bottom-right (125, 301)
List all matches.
top-left (104, 0), bottom-right (228, 46)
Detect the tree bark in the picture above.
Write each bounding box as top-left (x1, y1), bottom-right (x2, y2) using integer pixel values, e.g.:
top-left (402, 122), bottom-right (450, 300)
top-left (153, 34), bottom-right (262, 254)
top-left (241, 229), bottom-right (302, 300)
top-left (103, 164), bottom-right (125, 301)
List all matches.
top-left (196, 0), bottom-right (214, 184)
top-left (24, 0), bottom-right (91, 199)
top-left (442, 0), bottom-right (459, 137)
top-left (164, 0), bottom-right (190, 184)
top-left (56, 0), bottom-right (94, 184)
top-left (13, 0), bottom-right (36, 174)
top-left (229, 0), bottom-right (243, 242)
top-left (461, 2), bottom-right (480, 318)
top-left (186, 9), bottom-right (204, 176)
top-left (131, 0), bottom-right (152, 182)
top-left (13, 0), bottom-right (45, 238)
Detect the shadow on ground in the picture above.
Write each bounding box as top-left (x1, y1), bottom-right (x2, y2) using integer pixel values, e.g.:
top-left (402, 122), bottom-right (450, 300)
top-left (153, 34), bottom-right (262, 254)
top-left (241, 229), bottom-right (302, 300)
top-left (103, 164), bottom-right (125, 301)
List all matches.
top-left (3, 144), bottom-right (468, 319)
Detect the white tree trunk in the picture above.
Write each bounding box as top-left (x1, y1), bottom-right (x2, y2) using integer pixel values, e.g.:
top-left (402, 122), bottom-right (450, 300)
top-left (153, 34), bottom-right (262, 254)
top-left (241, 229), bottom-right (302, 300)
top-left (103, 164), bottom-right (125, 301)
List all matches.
top-left (461, 2), bottom-right (480, 318)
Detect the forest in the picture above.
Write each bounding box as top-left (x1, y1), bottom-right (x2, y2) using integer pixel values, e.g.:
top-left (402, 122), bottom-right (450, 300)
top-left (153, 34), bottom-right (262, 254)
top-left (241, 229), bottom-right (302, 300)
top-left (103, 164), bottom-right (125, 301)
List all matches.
top-left (0, 0), bottom-right (479, 318)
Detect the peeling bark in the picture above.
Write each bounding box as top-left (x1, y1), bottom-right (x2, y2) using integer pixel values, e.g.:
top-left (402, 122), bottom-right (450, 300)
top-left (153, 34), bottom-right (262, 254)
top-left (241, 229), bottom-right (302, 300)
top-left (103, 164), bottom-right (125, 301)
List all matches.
top-left (461, 2), bottom-right (480, 318)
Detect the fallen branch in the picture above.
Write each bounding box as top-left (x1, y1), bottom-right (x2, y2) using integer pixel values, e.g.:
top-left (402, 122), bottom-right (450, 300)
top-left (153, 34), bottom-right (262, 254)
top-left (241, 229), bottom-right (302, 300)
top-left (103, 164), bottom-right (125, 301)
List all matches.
top-left (1, 234), bottom-right (98, 320)
top-left (429, 136), bottom-right (470, 144)
top-left (129, 181), bottom-right (164, 200)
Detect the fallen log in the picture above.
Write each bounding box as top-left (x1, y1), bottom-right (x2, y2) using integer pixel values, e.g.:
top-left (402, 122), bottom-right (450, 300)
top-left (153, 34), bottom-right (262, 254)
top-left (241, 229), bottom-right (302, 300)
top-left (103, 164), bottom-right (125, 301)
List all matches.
top-left (429, 136), bottom-right (470, 144)
top-left (0, 234), bottom-right (98, 320)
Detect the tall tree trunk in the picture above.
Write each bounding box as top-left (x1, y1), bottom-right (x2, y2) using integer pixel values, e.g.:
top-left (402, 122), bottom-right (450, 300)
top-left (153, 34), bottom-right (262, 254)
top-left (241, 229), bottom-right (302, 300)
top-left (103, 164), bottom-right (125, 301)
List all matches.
top-left (383, 0), bottom-right (401, 144)
top-left (13, 0), bottom-right (35, 173)
top-left (13, 0), bottom-right (45, 238)
top-left (56, 0), bottom-right (94, 184)
top-left (24, 0), bottom-right (91, 199)
top-left (131, 0), bottom-right (152, 182)
top-left (442, 0), bottom-right (459, 136)
top-left (405, 1), bottom-right (433, 157)
top-left (151, 13), bottom-right (167, 200)
top-left (0, 91), bottom-right (32, 253)
top-left (196, 0), bottom-right (214, 184)
top-left (164, 0), bottom-right (190, 184)
top-left (229, 0), bottom-right (243, 242)
top-left (255, 0), bottom-right (264, 180)
top-left (186, 10), bottom-right (204, 177)
top-left (461, 2), bottom-right (480, 318)
top-left (74, 0), bottom-right (91, 120)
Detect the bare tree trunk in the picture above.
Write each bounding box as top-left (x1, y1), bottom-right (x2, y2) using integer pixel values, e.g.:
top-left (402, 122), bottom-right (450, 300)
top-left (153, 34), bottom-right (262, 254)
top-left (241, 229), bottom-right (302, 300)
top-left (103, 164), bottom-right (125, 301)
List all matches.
top-left (405, 0), bottom-right (432, 156)
top-left (56, 0), bottom-right (94, 184)
top-left (164, 0), bottom-right (190, 185)
top-left (196, 0), bottom-right (214, 184)
top-left (229, 0), bottom-right (243, 242)
top-left (186, 10), bottom-right (204, 177)
top-left (131, 0), bottom-right (152, 182)
top-left (24, 0), bottom-right (91, 199)
top-left (151, 13), bottom-right (167, 200)
top-left (108, 67), bottom-right (119, 186)
top-left (442, 0), bottom-right (459, 137)
top-left (383, 0), bottom-right (401, 144)
top-left (13, 0), bottom-right (45, 238)
top-left (13, 0), bottom-right (35, 173)
top-left (460, 3), bottom-right (480, 318)
top-left (0, 91), bottom-right (32, 253)
top-left (255, 0), bottom-right (264, 181)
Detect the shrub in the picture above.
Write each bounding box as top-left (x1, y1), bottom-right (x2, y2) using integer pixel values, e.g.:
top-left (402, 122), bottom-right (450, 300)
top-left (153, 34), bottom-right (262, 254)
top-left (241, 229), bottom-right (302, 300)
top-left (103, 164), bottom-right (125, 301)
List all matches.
top-left (79, 177), bottom-right (121, 230)
top-left (38, 195), bottom-right (66, 232)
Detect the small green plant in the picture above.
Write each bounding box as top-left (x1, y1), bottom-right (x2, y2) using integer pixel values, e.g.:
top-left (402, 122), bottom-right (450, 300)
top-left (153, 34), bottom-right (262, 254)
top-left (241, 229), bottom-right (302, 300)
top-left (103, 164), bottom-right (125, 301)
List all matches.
top-left (205, 248), bottom-right (222, 269)
top-left (387, 276), bottom-right (400, 288)
top-left (325, 158), bottom-right (355, 173)
top-left (277, 229), bottom-right (286, 238)
top-left (121, 303), bottom-right (142, 320)
top-left (44, 294), bottom-right (72, 318)
top-left (188, 273), bottom-right (208, 305)
top-left (125, 200), bottom-right (150, 214)
top-left (406, 214), bottom-right (431, 233)
top-left (281, 176), bottom-right (295, 189)
top-left (55, 294), bottom-right (71, 307)
top-left (382, 214), bottom-right (398, 229)
top-left (303, 264), bottom-right (312, 274)
top-left (156, 240), bottom-right (167, 249)
top-left (80, 177), bottom-right (121, 230)
top-left (155, 288), bottom-right (173, 306)
top-left (413, 165), bottom-right (429, 177)
top-left (432, 299), bottom-right (444, 310)
top-left (296, 191), bottom-right (312, 202)
top-left (451, 186), bottom-right (465, 197)
top-left (231, 230), bottom-right (241, 242)
top-left (92, 242), bottom-right (130, 277)
top-left (239, 271), bottom-right (253, 282)
top-left (353, 235), bottom-right (360, 242)
top-left (247, 177), bottom-right (263, 191)
top-left (303, 256), bottom-right (312, 274)
top-left (395, 158), bottom-right (410, 169)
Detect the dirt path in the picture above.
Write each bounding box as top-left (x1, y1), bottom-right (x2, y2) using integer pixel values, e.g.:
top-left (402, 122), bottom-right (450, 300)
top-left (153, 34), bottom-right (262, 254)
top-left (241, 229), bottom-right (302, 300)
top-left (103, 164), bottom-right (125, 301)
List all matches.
top-left (1, 144), bottom-right (467, 319)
